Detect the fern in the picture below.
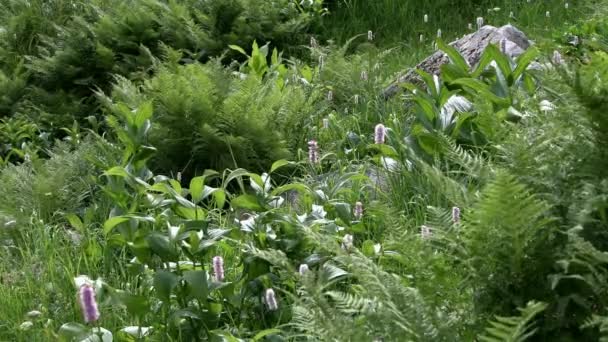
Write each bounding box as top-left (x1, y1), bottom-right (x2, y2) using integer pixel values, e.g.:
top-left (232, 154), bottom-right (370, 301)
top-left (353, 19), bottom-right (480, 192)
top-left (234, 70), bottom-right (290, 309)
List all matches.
top-left (479, 301), bottom-right (548, 342)
top-left (290, 243), bottom-right (447, 341)
top-left (461, 171), bottom-right (556, 314)
top-left (582, 315), bottom-right (608, 341)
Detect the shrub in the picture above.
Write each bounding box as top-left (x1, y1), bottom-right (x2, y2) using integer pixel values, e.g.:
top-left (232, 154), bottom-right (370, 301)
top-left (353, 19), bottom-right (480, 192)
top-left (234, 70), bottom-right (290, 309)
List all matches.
top-left (104, 58), bottom-right (317, 177)
top-left (0, 135), bottom-right (118, 228)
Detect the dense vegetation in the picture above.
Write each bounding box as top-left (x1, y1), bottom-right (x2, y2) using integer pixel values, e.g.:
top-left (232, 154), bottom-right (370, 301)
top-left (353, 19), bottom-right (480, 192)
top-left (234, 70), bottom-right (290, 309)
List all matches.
top-left (1, 0), bottom-right (608, 341)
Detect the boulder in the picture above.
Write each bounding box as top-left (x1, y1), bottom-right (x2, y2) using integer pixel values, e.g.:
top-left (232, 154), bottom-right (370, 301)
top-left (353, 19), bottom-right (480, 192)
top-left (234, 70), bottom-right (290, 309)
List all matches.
top-left (382, 24), bottom-right (532, 99)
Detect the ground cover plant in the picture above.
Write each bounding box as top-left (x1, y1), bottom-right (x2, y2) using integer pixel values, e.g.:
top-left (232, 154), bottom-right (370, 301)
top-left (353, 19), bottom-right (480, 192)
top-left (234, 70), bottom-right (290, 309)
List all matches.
top-left (1, 0), bottom-right (608, 341)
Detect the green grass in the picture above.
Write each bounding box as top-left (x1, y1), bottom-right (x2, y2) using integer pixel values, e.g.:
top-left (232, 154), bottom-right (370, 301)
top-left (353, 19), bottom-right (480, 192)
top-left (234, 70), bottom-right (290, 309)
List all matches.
top-left (322, 0), bottom-right (580, 46)
top-left (0, 0), bottom-right (607, 341)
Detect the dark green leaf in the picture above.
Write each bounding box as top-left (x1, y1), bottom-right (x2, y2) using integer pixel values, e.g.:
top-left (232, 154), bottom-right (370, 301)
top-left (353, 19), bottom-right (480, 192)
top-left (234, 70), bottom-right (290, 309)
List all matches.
top-left (153, 271), bottom-right (179, 302)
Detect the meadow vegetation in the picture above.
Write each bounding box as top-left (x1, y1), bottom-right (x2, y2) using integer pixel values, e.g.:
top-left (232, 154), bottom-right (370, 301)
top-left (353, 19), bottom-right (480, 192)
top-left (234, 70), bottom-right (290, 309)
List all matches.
top-left (1, 0), bottom-right (608, 341)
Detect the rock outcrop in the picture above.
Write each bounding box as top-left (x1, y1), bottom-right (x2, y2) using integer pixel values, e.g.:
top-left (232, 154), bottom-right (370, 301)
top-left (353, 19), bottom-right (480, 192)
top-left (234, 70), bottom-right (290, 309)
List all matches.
top-left (382, 24), bottom-right (532, 99)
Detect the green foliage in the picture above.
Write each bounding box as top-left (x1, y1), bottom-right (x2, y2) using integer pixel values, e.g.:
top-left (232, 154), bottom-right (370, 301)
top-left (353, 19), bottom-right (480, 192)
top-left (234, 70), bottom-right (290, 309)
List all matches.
top-left (0, 0), bottom-right (323, 136)
top-left (0, 136), bottom-right (117, 229)
top-left (479, 301), bottom-right (548, 342)
top-left (1, 1), bottom-right (607, 341)
top-left (461, 173), bottom-right (555, 315)
top-left (104, 57), bottom-right (316, 177)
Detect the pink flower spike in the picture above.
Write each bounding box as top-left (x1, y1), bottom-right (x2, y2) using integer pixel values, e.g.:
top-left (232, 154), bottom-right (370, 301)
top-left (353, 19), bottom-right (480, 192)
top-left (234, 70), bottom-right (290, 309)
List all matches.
top-left (308, 140), bottom-right (319, 164)
top-left (452, 207), bottom-right (461, 224)
top-left (264, 288), bottom-right (279, 311)
top-left (374, 124), bottom-right (386, 144)
top-left (354, 202), bottom-right (363, 220)
top-left (78, 284), bottom-right (100, 323)
top-left (213, 256), bottom-right (225, 282)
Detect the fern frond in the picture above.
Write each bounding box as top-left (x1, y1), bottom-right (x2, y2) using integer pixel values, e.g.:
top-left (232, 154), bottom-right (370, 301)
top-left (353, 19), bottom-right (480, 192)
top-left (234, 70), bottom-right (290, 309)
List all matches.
top-left (581, 314), bottom-right (608, 342)
top-left (479, 301), bottom-right (548, 342)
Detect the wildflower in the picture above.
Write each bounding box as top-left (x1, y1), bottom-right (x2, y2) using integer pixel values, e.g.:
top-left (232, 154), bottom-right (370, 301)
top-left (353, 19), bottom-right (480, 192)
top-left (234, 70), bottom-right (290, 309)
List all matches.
top-left (552, 50), bottom-right (564, 65)
top-left (419, 34), bottom-right (424, 43)
top-left (360, 70), bottom-right (368, 81)
top-left (342, 234), bottom-right (354, 250)
top-left (452, 207), bottom-right (461, 224)
top-left (437, 29), bottom-right (442, 38)
top-left (176, 172), bottom-right (182, 182)
top-left (19, 321), bottom-right (34, 330)
top-left (354, 94), bottom-right (360, 104)
top-left (373, 62), bottom-right (381, 71)
top-left (420, 225), bottom-right (432, 239)
top-left (327, 90), bottom-right (333, 101)
top-left (308, 139), bottom-right (319, 163)
top-left (374, 124), bottom-right (386, 144)
top-left (354, 201), bottom-right (363, 220)
top-left (367, 30), bottom-right (374, 41)
top-left (565, 2), bottom-right (569, 9)
top-left (78, 284), bottom-right (100, 323)
top-left (212, 256), bottom-right (224, 282)
top-left (322, 118), bottom-right (329, 128)
top-left (264, 288), bottom-right (279, 311)
top-left (298, 264), bottom-right (310, 275)
top-left (424, 14), bottom-right (429, 23)
top-left (468, 23), bottom-right (473, 30)
top-left (318, 55), bottom-right (324, 69)
top-left (168, 225), bottom-right (180, 241)
top-left (546, 11), bottom-right (550, 18)
top-left (310, 36), bottom-right (318, 48)
top-left (374, 243), bottom-right (382, 255)
top-left (539, 100), bottom-right (556, 112)
top-left (26, 310), bottom-right (42, 318)
top-left (509, 11), bottom-right (515, 19)
top-left (476, 17), bottom-right (484, 29)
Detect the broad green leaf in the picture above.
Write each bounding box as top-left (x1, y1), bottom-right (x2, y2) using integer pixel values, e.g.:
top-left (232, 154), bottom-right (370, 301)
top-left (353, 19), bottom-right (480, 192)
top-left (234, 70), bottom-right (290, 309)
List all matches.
top-left (231, 194), bottom-right (265, 211)
top-left (211, 330), bottom-right (245, 342)
top-left (190, 176), bottom-right (205, 203)
top-left (169, 179), bottom-right (182, 194)
top-left (58, 323), bottom-right (89, 341)
top-left (153, 271), bottom-right (179, 302)
top-left (112, 290), bottom-right (150, 317)
top-left (66, 213), bottom-right (84, 233)
top-left (368, 143), bottom-right (399, 158)
top-left (103, 166), bottom-right (129, 178)
top-left (486, 44), bottom-right (512, 79)
top-left (174, 194), bottom-right (195, 209)
top-left (512, 47), bottom-right (539, 82)
top-left (183, 270), bottom-right (209, 301)
top-left (450, 78), bottom-right (511, 106)
top-left (213, 189), bottom-right (226, 208)
top-left (436, 38), bottom-right (469, 72)
top-left (272, 183), bottom-right (311, 196)
top-left (440, 63), bottom-right (469, 82)
top-left (270, 159), bottom-right (290, 173)
top-left (417, 133), bottom-right (442, 156)
top-left (333, 202), bottom-right (352, 226)
top-left (175, 206), bottom-right (206, 220)
top-left (147, 233), bottom-right (179, 261)
top-left (228, 44), bottom-right (247, 56)
top-left (224, 168), bottom-right (252, 189)
top-left (271, 48), bottom-right (279, 66)
top-left (253, 329), bottom-right (282, 341)
top-left (415, 69), bottom-right (439, 97)
top-left (103, 216), bottom-right (130, 234)
top-left (134, 101), bottom-right (153, 128)
top-left (362, 240), bottom-right (376, 257)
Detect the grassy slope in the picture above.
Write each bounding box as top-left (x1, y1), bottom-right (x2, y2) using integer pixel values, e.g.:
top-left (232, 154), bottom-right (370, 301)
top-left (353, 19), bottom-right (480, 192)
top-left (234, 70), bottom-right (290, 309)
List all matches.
top-left (0, 0), bottom-right (601, 340)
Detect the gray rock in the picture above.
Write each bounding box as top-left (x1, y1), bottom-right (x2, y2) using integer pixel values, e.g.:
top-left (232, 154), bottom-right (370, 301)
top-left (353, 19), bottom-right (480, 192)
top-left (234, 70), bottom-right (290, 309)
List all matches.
top-left (382, 24), bottom-right (532, 99)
